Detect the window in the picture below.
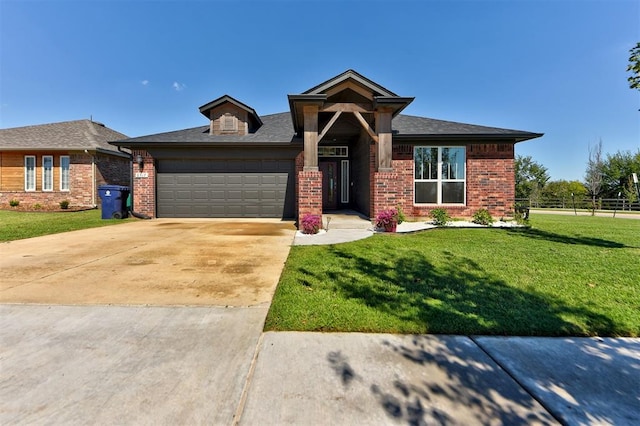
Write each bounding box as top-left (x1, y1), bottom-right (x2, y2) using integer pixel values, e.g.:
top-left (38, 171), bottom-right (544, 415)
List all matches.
top-left (414, 146), bottom-right (465, 204)
top-left (25, 156), bottom-right (36, 191)
top-left (318, 146), bottom-right (348, 157)
top-left (60, 156), bottom-right (70, 191)
top-left (42, 155), bottom-right (53, 191)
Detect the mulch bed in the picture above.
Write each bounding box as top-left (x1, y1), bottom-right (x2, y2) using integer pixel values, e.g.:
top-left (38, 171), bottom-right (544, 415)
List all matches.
top-left (0, 206), bottom-right (97, 213)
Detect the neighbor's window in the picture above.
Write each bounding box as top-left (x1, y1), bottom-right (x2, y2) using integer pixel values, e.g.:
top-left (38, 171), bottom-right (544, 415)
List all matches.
top-left (42, 155), bottom-right (53, 191)
top-left (414, 146), bottom-right (465, 204)
top-left (25, 156), bottom-right (36, 191)
top-left (60, 156), bottom-right (70, 191)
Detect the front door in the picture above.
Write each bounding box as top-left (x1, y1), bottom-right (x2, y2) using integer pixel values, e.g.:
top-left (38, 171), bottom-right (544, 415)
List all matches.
top-left (319, 161), bottom-right (338, 210)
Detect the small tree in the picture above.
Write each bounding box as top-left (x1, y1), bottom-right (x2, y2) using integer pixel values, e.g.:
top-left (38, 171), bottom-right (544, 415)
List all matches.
top-left (627, 42), bottom-right (640, 91)
top-left (515, 155), bottom-right (550, 204)
top-left (584, 140), bottom-right (604, 215)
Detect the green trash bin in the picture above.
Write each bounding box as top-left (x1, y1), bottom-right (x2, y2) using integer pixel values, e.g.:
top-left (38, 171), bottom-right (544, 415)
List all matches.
top-left (98, 185), bottom-right (130, 219)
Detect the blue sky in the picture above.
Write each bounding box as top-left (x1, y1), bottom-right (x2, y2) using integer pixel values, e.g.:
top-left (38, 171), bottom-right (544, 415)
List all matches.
top-left (1, 0), bottom-right (638, 182)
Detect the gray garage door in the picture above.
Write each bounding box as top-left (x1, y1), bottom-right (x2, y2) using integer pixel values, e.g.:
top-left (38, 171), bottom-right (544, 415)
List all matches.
top-left (156, 159), bottom-right (295, 218)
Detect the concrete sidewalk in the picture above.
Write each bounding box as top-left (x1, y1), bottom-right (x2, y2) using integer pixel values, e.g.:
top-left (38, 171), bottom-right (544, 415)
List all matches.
top-left (240, 333), bottom-right (639, 425)
top-left (1, 305), bottom-right (638, 425)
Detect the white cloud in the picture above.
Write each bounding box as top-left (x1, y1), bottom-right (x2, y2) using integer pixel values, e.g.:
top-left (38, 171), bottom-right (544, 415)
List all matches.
top-left (141, 80), bottom-right (150, 86)
top-left (172, 81), bottom-right (186, 91)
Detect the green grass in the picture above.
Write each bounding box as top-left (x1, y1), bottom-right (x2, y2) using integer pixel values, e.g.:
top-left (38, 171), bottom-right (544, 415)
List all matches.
top-left (0, 209), bottom-right (127, 241)
top-left (266, 215), bottom-right (640, 336)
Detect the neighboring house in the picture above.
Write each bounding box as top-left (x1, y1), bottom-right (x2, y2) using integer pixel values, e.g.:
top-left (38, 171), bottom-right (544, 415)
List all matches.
top-left (112, 70), bottom-right (542, 221)
top-left (0, 120), bottom-right (131, 209)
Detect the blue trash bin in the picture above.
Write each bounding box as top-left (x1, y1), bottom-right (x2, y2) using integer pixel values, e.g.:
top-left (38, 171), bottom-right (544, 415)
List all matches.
top-left (98, 185), bottom-right (130, 219)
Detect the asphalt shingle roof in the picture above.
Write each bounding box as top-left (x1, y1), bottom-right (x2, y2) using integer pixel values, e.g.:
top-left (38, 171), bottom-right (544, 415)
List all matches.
top-left (0, 120), bottom-right (129, 154)
top-left (112, 112), bottom-right (541, 146)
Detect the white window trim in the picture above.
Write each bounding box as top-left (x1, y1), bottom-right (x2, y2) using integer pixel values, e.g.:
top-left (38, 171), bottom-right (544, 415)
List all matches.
top-left (60, 155), bottom-right (70, 191)
top-left (42, 155), bottom-right (53, 192)
top-left (414, 146), bottom-right (466, 205)
top-left (25, 155), bottom-right (36, 191)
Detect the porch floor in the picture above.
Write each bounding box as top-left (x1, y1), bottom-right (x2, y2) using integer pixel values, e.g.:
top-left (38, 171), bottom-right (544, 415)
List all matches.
top-left (322, 210), bottom-right (371, 230)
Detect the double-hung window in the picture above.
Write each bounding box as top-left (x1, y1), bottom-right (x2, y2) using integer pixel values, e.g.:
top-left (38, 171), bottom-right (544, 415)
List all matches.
top-left (42, 155), bottom-right (53, 191)
top-left (25, 156), bottom-right (36, 191)
top-left (60, 156), bottom-right (70, 191)
top-left (414, 146), bottom-right (466, 204)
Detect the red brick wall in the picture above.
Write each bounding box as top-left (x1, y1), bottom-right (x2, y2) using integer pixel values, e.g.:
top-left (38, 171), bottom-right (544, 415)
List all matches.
top-left (371, 143), bottom-right (516, 220)
top-left (131, 150), bottom-right (156, 217)
top-left (0, 152), bottom-right (130, 209)
top-left (297, 170), bottom-right (322, 221)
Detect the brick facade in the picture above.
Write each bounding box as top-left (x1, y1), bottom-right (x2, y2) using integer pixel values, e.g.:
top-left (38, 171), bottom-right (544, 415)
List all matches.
top-left (0, 151), bottom-right (130, 209)
top-left (131, 150), bottom-right (156, 217)
top-left (297, 170), bottom-right (323, 221)
top-left (370, 143), bottom-right (516, 220)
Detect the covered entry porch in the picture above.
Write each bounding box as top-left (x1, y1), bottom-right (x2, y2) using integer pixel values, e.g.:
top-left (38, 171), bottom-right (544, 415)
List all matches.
top-left (289, 69), bottom-right (412, 221)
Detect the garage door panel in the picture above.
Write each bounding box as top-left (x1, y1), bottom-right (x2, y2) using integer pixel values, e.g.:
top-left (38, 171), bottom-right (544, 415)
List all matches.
top-left (157, 159), bottom-right (295, 218)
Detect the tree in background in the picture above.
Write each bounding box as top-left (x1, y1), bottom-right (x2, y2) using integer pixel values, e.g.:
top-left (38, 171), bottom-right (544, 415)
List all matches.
top-left (628, 42), bottom-right (640, 91)
top-left (515, 155), bottom-right (550, 204)
top-left (584, 140), bottom-right (604, 215)
top-left (541, 180), bottom-right (587, 207)
top-left (600, 149), bottom-right (640, 202)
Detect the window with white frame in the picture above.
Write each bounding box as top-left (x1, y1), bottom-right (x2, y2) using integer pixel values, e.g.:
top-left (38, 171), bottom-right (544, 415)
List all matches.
top-left (60, 156), bottom-right (70, 191)
top-left (25, 156), bottom-right (36, 191)
top-left (414, 146), bottom-right (466, 204)
top-left (42, 155), bottom-right (53, 191)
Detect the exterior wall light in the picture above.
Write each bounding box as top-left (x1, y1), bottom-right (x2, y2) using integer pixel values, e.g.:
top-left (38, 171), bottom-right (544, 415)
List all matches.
top-left (136, 154), bottom-right (144, 170)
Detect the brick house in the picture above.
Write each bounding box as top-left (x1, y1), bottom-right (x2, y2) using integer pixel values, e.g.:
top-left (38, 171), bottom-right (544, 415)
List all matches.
top-left (0, 120), bottom-right (131, 209)
top-left (112, 70), bottom-right (542, 222)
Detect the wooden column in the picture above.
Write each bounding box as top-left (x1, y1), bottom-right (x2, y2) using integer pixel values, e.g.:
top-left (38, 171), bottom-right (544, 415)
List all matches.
top-left (376, 109), bottom-right (393, 171)
top-left (303, 105), bottom-right (319, 171)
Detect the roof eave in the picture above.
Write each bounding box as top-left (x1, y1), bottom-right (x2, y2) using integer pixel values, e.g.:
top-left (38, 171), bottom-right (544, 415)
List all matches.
top-left (393, 132), bottom-right (544, 142)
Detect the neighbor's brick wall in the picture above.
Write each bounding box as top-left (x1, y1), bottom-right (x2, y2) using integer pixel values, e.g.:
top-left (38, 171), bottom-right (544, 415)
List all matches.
top-left (0, 151), bottom-right (130, 209)
top-left (131, 150), bottom-right (155, 217)
top-left (370, 143), bottom-right (516, 220)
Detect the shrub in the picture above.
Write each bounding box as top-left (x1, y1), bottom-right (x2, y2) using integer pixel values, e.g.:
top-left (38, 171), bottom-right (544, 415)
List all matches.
top-left (33, 203), bottom-right (42, 210)
top-left (472, 208), bottom-right (494, 226)
top-left (9, 199), bottom-right (20, 207)
top-left (375, 209), bottom-right (399, 229)
top-left (300, 214), bottom-right (321, 234)
top-left (429, 208), bottom-right (450, 226)
top-left (396, 206), bottom-right (406, 224)
top-left (59, 200), bottom-right (70, 209)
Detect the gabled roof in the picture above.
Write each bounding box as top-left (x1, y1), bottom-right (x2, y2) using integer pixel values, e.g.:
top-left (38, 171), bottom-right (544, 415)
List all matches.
top-left (0, 119), bottom-right (130, 156)
top-left (288, 69), bottom-right (414, 134)
top-left (302, 69), bottom-right (399, 97)
top-left (199, 95), bottom-right (263, 129)
top-left (111, 112), bottom-right (542, 147)
top-left (112, 113), bottom-right (297, 146)
top-left (392, 115), bottom-right (543, 142)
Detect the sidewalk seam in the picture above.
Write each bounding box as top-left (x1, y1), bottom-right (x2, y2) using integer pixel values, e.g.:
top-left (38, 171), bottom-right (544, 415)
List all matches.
top-left (232, 332), bottom-right (264, 426)
top-left (469, 336), bottom-right (565, 425)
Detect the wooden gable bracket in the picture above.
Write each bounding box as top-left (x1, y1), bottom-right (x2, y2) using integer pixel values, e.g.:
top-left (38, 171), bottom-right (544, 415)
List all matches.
top-left (317, 111), bottom-right (342, 143)
top-left (353, 111), bottom-right (379, 143)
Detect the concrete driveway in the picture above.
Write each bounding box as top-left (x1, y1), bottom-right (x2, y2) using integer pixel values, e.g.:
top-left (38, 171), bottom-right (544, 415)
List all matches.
top-left (0, 219), bottom-right (295, 306)
top-left (0, 219), bottom-right (295, 425)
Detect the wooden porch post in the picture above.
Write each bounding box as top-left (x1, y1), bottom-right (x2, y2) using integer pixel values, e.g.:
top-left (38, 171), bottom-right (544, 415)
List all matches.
top-left (376, 109), bottom-right (393, 171)
top-left (303, 105), bottom-right (319, 171)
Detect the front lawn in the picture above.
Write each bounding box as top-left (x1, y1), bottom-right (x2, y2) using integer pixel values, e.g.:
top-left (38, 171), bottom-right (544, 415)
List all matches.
top-left (265, 215), bottom-right (640, 336)
top-left (0, 209), bottom-right (126, 241)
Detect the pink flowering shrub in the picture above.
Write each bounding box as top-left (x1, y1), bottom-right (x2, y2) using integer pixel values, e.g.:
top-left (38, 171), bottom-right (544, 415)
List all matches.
top-left (301, 214), bottom-right (322, 234)
top-left (375, 209), bottom-right (399, 230)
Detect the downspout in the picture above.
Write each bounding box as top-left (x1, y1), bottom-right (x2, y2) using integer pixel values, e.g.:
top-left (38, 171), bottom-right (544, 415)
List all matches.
top-left (84, 149), bottom-right (96, 207)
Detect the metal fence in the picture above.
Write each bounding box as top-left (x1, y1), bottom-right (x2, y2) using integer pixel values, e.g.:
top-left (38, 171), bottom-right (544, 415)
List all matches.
top-left (515, 198), bottom-right (640, 212)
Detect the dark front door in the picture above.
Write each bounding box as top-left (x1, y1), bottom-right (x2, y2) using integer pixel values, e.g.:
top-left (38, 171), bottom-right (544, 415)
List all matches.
top-left (319, 161), bottom-right (338, 210)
